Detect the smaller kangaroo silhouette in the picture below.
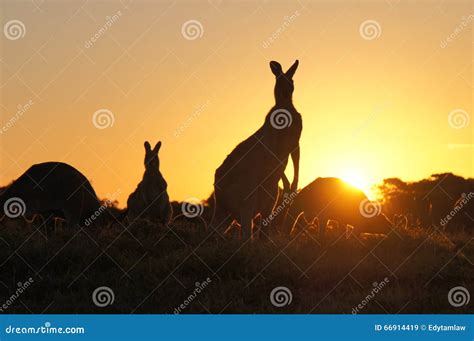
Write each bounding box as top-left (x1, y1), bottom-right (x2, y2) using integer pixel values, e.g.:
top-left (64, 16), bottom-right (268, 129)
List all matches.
top-left (127, 141), bottom-right (171, 224)
top-left (0, 162), bottom-right (101, 227)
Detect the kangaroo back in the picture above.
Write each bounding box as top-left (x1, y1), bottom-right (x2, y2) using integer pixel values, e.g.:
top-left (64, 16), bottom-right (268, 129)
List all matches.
top-left (0, 162), bottom-right (101, 226)
top-left (286, 177), bottom-right (392, 235)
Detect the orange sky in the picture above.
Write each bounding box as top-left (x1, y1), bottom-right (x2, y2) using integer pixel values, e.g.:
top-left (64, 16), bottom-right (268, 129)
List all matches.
top-left (1, 0), bottom-right (472, 206)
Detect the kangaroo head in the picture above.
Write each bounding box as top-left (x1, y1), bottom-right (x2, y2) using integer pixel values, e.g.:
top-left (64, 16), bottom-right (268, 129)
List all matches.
top-left (144, 141), bottom-right (161, 171)
top-left (270, 60), bottom-right (299, 104)
top-left (308, 216), bottom-right (319, 229)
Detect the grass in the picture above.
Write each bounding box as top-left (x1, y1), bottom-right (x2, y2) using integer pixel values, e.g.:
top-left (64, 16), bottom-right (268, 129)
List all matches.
top-left (0, 216), bottom-right (472, 314)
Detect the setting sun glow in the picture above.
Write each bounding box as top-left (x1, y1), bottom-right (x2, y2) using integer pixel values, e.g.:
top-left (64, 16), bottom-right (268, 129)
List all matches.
top-left (0, 1), bottom-right (471, 207)
top-left (338, 170), bottom-right (375, 199)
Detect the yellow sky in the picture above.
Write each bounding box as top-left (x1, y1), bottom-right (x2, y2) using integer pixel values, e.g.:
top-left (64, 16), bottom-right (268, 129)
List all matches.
top-left (1, 0), bottom-right (472, 206)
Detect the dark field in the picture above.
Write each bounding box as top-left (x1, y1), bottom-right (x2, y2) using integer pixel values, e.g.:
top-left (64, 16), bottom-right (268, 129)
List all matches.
top-left (0, 217), bottom-right (472, 314)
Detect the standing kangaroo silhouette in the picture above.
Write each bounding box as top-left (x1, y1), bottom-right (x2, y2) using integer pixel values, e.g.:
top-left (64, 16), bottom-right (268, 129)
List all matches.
top-left (127, 141), bottom-right (171, 224)
top-left (214, 60), bottom-right (302, 241)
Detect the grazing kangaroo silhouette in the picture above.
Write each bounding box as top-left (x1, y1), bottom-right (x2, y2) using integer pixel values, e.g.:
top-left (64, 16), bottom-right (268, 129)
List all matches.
top-left (290, 212), bottom-right (319, 238)
top-left (214, 60), bottom-right (302, 241)
top-left (393, 214), bottom-right (408, 229)
top-left (0, 162), bottom-right (101, 227)
top-left (283, 177), bottom-right (393, 237)
top-left (127, 141), bottom-right (171, 224)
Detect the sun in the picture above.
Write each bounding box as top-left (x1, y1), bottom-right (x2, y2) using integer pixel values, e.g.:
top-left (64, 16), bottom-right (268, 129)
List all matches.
top-left (341, 172), bottom-right (365, 190)
top-left (338, 169), bottom-right (375, 199)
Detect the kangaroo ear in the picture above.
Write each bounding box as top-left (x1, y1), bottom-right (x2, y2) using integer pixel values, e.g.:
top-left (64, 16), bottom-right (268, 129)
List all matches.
top-left (285, 59), bottom-right (299, 78)
top-left (153, 141), bottom-right (162, 153)
top-left (144, 141), bottom-right (151, 152)
top-left (270, 61), bottom-right (283, 76)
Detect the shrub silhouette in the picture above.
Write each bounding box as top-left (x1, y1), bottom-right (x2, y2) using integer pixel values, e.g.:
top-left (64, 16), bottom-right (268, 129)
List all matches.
top-left (0, 162), bottom-right (100, 227)
top-left (376, 173), bottom-right (473, 231)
